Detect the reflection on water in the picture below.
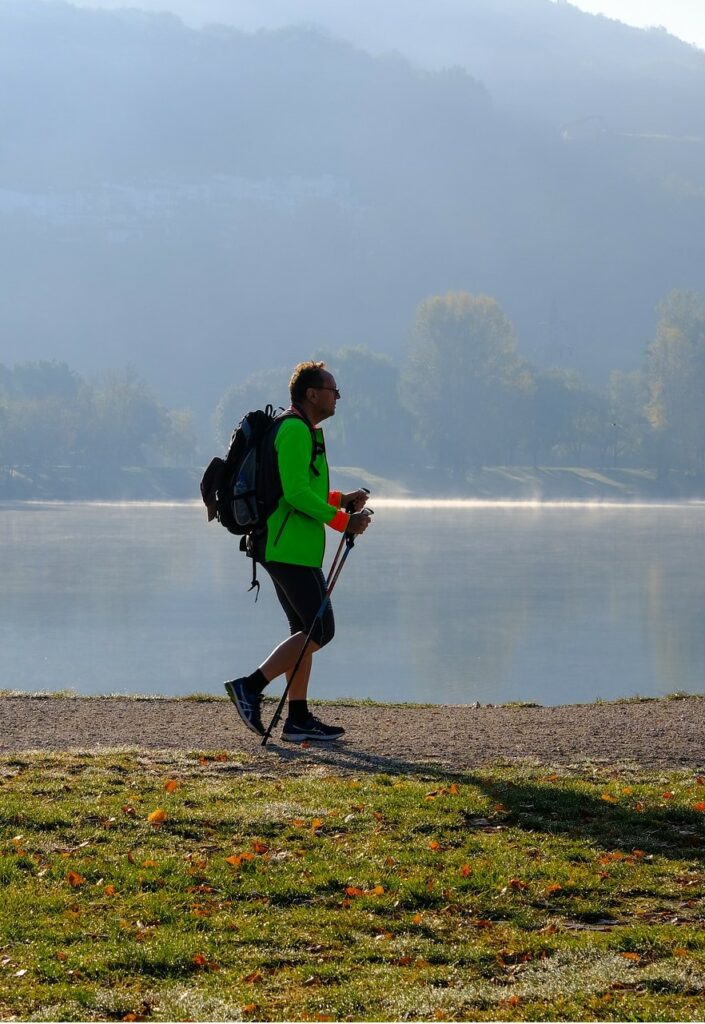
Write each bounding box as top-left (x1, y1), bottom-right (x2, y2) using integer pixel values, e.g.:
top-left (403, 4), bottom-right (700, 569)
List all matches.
top-left (1, 501), bottom-right (704, 705)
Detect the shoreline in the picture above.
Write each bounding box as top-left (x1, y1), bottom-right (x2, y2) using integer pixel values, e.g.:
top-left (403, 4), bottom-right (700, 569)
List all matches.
top-left (1, 688), bottom-right (703, 707)
top-left (4, 463), bottom-right (705, 503)
top-left (2, 692), bottom-right (703, 774)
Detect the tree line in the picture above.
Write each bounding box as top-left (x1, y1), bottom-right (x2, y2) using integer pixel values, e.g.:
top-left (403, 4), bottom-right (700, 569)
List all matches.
top-left (0, 363), bottom-right (197, 470)
top-left (216, 287), bottom-right (705, 479)
top-left (3, 286), bottom-right (703, 481)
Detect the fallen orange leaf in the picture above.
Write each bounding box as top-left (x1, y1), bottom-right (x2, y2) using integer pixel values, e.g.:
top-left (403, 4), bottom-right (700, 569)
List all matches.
top-left (192, 954), bottom-right (207, 967)
top-left (164, 780), bottom-right (180, 793)
top-left (545, 883), bottom-right (562, 894)
top-left (620, 952), bottom-right (641, 962)
top-left (67, 871), bottom-right (85, 888)
top-left (662, 792), bottom-right (674, 800)
top-left (448, 783), bottom-right (459, 795)
top-left (104, 884), bottom-right (117, 896)
top-left (244, 970), bottom-right (264, 984)
top-left (372, 885), bottom-right (384, 896)
top-left (147, 809), bottom-right (167, 824)
top-left (599, 851), bottom-right (625, 863)
top-left (635, 801), bottom-right (645, 812)
top-left (252, 841), bottom-right (269, 854)
top-left (508, 878), bottom-right (529, 890)
top-left (242, 1005), bottom-right (257, 1014)
top-left (345, 886), bottom-right (365, 897)
top-left (412, 913), bottom-right (423, 925)
top-left (601, 793), bottom-right (618, 803)
top-left (674, 947), bottom-right (688, 956)
top-left (429, 840), bottom-right (442, 851)
top-left (693, 802), bottom-right (705, 812)
top-left (459, 864), bottom-right (472, 877)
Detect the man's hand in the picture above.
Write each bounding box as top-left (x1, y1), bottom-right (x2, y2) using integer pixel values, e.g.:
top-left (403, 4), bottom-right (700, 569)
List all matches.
top-left (347, 510), bottom-right (372, 535)
top-left (342, 489), bottom-right (369, 513)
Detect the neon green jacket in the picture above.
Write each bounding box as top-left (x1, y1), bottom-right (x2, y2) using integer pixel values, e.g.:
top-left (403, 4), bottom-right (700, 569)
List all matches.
top-left (263, 413), bottom-right (349, 567)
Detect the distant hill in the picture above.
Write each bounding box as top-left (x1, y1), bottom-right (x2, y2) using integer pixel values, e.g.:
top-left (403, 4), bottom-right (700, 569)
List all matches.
top-left (1, 0), bottom-right (704, 416)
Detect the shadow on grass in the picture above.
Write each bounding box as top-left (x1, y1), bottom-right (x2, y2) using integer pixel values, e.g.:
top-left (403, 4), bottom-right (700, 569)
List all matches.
top-left (264, 742), bottom-right (705, 865)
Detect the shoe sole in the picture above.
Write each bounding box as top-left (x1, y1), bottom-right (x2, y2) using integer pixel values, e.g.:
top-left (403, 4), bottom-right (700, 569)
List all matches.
top-left (281, 731), bottom-right (345, 743)
top-left (224, 681), bottom-right (264, 736)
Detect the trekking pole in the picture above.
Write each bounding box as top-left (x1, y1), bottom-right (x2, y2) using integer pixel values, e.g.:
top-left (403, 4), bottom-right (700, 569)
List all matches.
top-left (261, 505), bottom-right (372, 747)
top-left (326, 488), bottom-right (369, 586)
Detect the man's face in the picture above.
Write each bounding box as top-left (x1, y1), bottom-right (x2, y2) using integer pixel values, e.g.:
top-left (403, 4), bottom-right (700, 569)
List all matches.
top-left (309, 370), bottom-right (340, 423)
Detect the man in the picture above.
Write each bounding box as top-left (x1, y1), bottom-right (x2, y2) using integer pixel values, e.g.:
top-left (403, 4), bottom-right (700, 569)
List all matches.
top-left (225, 360), bottom-right (371, 742)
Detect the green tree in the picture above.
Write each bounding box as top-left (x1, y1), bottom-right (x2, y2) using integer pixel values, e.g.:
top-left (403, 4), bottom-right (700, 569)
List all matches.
top-left (0, 361), bottom-right (89, 467)
top-left (8, 360), bottom-right (82, 402)
top-left (645, 290), bottom-right (705, 474)
top-left (146, 409), bottom-right (200, 467)
top-left (401, 292), bottom-right (531, 473)
top-left (605, 370), bottom-right (646, 467)
top-left (529, 368), bottom-right (585, 465)
top-left (312, 346), bottom-right (414, 472)
top-left (212, 367), bottom-right (290, 450)
top-left (85, 368), bottom-right (167, 467)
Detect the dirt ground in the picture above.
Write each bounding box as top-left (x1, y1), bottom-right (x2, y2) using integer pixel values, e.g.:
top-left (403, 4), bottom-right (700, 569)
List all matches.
top-left (1, 695), bottom-right (703, 777)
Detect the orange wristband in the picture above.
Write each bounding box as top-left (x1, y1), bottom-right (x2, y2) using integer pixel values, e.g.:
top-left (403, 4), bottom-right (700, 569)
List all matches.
top-left (328, 509), bottom-right (349, 533)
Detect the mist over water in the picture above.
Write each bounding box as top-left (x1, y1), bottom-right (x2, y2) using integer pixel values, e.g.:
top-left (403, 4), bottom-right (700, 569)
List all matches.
top-left (2, 501), bottom-right (703, 705)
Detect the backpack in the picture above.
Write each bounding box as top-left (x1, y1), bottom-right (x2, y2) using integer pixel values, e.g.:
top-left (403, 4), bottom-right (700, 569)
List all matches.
top-left (200, 404), bottom-right (319, 597)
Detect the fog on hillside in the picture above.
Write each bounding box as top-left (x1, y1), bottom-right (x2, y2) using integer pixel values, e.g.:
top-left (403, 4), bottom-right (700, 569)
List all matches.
top-left (1, 0), bottom-right (704, 493)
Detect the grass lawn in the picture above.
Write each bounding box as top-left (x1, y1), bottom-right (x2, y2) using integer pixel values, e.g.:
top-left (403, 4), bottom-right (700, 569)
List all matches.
top-left (0, 750), bottom-right (704, 1022)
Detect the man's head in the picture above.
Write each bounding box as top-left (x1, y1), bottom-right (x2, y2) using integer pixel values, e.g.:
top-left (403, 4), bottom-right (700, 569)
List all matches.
top-left (289, 360), bottom-right (340, 425)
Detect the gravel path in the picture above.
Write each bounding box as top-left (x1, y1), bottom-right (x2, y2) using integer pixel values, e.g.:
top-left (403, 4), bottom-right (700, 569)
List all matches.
top-left (1, 695), bottom-right (703, 777)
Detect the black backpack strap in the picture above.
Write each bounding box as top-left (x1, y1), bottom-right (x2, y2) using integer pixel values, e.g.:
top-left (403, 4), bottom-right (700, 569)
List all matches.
top-left (288, 403), bottom-right (322, 477)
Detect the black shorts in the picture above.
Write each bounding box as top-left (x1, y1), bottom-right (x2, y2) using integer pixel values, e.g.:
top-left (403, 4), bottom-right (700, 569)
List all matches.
top-left (262, 561), bottom-right (335, 648)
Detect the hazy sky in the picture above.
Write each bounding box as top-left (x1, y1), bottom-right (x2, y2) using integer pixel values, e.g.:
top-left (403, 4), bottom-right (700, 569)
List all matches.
top-left (568, 1), bottom-right (705, 50)
top-left (62, 1), bottom-right (705, 50)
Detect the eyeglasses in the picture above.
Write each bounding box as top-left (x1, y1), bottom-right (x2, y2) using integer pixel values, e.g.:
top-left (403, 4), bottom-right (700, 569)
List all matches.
top-left (315, 386), bottom-right (341, 399)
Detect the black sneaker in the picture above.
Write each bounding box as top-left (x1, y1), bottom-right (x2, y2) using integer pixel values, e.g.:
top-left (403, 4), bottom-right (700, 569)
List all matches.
top-left (224, 678), bottom-right (265, 736)
top-left (281, 714), bottom-right (345, 743)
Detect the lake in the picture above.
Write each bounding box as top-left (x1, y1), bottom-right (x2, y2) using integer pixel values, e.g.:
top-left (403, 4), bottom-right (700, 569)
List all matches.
top-left (2, 500), bottom-right (704, 706)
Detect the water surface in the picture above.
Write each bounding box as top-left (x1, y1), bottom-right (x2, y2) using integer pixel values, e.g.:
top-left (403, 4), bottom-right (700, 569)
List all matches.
top-left (2, 500), bottom-right (704, 705)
